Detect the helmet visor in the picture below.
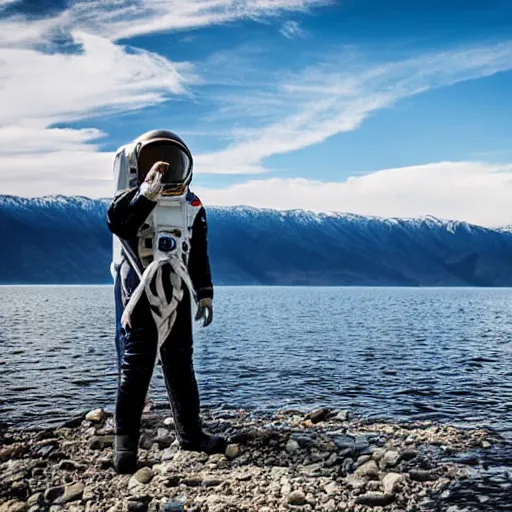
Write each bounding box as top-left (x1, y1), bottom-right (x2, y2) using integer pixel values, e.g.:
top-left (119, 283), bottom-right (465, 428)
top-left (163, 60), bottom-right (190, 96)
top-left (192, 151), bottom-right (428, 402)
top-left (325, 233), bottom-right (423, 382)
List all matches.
top-left (137, 140), bottom-right (192, 186)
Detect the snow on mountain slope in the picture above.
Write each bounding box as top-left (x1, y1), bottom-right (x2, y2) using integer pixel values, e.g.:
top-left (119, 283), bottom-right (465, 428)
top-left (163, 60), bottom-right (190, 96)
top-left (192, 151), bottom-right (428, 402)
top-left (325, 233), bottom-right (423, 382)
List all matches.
top-left (1, 195), bottom-right (511, 285)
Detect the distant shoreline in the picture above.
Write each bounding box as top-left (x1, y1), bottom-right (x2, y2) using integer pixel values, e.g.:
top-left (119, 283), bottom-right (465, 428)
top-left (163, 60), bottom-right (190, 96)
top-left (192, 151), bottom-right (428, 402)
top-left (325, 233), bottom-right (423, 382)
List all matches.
top-left (1, 283), bottom-right (512, 289)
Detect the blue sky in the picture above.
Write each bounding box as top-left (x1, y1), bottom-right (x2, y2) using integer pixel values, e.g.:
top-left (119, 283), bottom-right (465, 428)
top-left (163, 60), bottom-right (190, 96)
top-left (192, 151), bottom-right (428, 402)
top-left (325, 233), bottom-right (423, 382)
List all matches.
top-left (1, 0), bottom-right (511, 225)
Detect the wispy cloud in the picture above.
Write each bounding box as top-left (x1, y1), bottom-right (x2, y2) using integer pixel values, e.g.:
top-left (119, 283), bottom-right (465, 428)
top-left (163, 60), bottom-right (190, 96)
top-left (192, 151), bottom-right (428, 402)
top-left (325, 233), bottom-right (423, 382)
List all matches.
top-left (195, 161), bottom-right (512, 227)
top-left (280, 20), bottom-right (305, 39)
top-left (0, 0), bottom-right (331, 194)
top-left (194, 42), bottom-right (512, 175)
top-left (0, 0), bottom-right (331, 45)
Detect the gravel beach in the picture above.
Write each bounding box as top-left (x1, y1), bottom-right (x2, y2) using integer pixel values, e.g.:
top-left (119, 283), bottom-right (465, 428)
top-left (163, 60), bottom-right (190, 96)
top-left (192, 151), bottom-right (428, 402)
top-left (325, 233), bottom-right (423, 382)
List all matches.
top-left (0, 407), bottom-right (508, 512)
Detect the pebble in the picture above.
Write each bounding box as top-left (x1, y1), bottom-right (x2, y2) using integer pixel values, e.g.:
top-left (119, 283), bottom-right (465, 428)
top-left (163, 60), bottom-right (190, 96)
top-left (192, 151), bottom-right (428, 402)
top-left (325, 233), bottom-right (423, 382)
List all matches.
top-left (381, 450), bottom-right (401, 468)
top-left (307, 408), bottom-right (331, 424)
top-left (56, 460), bottom-right (81, 471)
top-left (161, 502), bottom-right (185, 512)
top-left (85, 409), bottom-right (105, 423)
top-left (0, 502), bottom-right (27, 512)
top-left (372, 448), bottom-right (386, 461)
top-left (54, 482), bottom-right (85, 504)
top-left (225, 443), bottom-right (240, 459)
top-left (334, 410), bottom-right (351, 421)
top-left (129, 467), bottom-right (154, 487)
top-left (27, 494), bottom-right (42, 507)
top-left (355, 460), bottom-right (379, 479)
top-left (287, 490), bottom-right (306, 505)
top-left (409, 469), bottom-right (438, 482)
top-left (356, 492), bottom-right (395, 506)
top-left (0, 406), bottom-right (495, 512)
top-left (285, 438), bottom-right (300, 453)
top-left (401, 448), bottom-right (418, 461)
top-left (382, 472), bottom-right (406, 494)
top-left (88, 436), bottom-right (113, 450)
top-left (44, 486), bottom-right (65, 503)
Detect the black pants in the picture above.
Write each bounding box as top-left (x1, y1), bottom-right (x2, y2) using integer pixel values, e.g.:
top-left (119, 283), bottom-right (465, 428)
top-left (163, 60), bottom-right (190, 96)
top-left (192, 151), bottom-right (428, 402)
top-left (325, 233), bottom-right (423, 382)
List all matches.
top-left (114, 262), bottom-right (202, 442)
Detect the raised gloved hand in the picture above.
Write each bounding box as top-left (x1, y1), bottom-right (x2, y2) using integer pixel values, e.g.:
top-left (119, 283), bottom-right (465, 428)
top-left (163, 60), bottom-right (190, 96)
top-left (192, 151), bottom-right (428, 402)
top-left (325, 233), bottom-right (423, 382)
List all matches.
top-left (195, 298), bottom-right (213, 327)
top-left (139, 161), bottom-right (169, 201)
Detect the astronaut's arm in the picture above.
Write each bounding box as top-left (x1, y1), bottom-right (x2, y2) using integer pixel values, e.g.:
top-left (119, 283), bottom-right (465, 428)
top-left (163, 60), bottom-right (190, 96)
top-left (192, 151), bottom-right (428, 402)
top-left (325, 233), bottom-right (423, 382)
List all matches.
top-left (189, 207), bottom-right (214, 300)
top-left (106, 187), bottom-right (157, 240)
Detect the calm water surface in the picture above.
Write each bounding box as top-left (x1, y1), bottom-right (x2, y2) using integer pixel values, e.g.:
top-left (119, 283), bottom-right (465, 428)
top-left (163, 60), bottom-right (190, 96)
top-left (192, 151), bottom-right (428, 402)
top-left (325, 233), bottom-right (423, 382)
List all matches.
top-left (1, 286), bottom-right (512, 434)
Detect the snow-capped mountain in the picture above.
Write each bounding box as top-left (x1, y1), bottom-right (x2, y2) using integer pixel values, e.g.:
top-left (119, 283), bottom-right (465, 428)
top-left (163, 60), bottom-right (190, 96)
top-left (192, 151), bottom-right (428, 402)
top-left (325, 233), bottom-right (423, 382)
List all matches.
top-left (1, 195), bottom-right (512, 286)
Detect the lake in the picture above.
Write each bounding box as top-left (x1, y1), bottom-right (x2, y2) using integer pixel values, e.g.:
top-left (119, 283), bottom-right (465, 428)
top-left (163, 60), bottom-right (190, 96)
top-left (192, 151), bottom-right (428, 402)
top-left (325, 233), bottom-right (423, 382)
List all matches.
top-left (1, 286), bottom-right (512, 436)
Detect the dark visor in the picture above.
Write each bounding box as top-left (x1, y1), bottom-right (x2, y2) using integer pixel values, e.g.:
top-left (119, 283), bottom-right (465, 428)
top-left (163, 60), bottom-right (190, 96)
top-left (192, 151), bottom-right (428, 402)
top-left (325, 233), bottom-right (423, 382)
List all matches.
top-left (137, 140), bottom-right (192, 185)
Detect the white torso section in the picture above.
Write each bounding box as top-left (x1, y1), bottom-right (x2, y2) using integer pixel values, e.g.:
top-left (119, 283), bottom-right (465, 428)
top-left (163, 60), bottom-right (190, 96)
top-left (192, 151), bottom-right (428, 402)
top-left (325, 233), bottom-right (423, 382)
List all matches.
top-left (136, 196), bottom-right (197, 269)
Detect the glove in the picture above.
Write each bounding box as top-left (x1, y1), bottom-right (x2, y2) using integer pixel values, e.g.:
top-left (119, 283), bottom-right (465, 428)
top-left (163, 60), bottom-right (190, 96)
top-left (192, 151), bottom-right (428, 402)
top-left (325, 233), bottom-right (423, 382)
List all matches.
top-left (139, 161), bottom-right (169, 201)
top-left (195, 298), bottom-right (213, 327)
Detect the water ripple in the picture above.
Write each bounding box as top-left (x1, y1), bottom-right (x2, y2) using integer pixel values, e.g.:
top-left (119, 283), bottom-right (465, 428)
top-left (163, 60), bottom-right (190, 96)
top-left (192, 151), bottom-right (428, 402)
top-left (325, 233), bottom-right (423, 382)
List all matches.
top-left (1, 285), bottom-right (512, 431)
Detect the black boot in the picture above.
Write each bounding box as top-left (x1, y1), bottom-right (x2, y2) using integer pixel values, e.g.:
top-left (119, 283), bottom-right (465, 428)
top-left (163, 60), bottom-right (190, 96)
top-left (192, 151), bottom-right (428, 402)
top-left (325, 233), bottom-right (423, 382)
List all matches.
top-left (180, 432), bottom-right (228, 455)
top-left (113, 433), bottom-right (139, 474)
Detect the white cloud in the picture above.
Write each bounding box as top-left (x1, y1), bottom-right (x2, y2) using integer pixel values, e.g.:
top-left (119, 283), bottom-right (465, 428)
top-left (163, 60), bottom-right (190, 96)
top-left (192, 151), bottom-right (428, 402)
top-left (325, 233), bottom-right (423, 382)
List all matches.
top-left (0, 0), bottom-right (331, 194)
top-left (194, 161), bottom-right (512, 227)
top-left (0, 31), bottom-right (193, 129)
top-left (1, 150), bottom-right (115, 198)
top-left (0, 30), bottom-right (195, 190)
top-left (194, 42), bottom-right (512, 175)
top-left (71, 0), bottom-right (330, 41)
top-left (280, 20), bottom-right (305, 39)
top-left (0, 0), bottom-right (331, 46)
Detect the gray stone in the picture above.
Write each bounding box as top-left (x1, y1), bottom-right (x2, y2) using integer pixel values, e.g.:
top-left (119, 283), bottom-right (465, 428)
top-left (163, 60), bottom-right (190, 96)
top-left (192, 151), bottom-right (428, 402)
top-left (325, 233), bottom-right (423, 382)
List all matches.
top-left (161, 502), bottom-right (185, 512)
top-left (324, 453), bottom-right (338, 467)
top-left (161, 448), bottom-right (175, 461)
top-left (290, 434), bottom-right (315, 449)
top-left (342, 457), bottom-right (354, 474)
top-left (2, 502), bottom-right (27, 512)
top-left (345, 474), bottom-right (367, 490)
top-left (355, 460), bottom-right (379, 479)
top-left (287, 490), bottom-right (306, 505)
top-left (89, 436), bottom-right (114, 450)
top-left (382, 472), bottom-right (406, 494)
top-left (355, 455), bottom-right (371, 467)
top-left (401, 448), bottom-right (418, 461)
top-left (181, 475), bottom-right (203, 487)
top-left (44, 486), bottom-right (65, 503)
top-left (324, 482), bottom-right (342, 495)
top-left (307, 408), bottom-right (331, 424)
top-left (56, 460), bottom-right (81, 471)
top-left (334, 410), bottom-right (351, 421)
top-left (225, 444), bottom-right (239, 459)
top-left (372, 448), bottom-right (386, 461)
top-left (203, 477), bottom-right (224, 487)
top-left (381, 450), bottom-right (400, 468)
top-left (285, 439), bottom-right (300, 453)
top-left (27, 494), bottom-right (42, 507)
top-left (356, 492), bottom-right (395, 506)
top-left (131, 467), bottom-right (154, 485)
top-left (54, 482), bottom-right (84, 504)
top-left (409, 469), bottom-right (438, 482)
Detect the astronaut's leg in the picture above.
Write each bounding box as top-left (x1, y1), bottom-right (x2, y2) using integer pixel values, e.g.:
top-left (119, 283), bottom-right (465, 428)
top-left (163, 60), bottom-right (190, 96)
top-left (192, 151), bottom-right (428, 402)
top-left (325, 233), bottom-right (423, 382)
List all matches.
top-left (159, 288), bottom-right (227, 455)
top-left (114, 283), bottom-right (158, 473)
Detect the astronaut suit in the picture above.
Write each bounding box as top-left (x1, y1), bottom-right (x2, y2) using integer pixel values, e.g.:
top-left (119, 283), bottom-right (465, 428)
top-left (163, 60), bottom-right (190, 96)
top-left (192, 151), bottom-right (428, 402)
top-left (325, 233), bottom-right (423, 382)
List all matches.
top-left (107, 129), bottom-right (226, 474)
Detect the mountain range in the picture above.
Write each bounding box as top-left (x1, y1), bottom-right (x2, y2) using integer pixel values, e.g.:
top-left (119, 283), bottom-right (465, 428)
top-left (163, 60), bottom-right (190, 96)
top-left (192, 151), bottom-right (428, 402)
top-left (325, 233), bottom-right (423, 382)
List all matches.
top-left (1, 195), bottom-right (511, 286)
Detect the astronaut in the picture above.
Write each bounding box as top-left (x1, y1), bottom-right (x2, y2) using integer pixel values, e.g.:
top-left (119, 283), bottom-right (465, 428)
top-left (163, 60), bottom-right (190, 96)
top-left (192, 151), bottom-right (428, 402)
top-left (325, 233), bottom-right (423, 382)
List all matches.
top-left (107, 129), bottom-right (226, 474)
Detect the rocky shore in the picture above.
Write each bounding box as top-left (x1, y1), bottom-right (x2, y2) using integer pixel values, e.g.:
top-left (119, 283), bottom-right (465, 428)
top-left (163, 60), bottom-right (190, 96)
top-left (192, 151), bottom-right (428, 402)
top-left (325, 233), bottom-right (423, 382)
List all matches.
top-left (0, 407), bottom-right (507, 512)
